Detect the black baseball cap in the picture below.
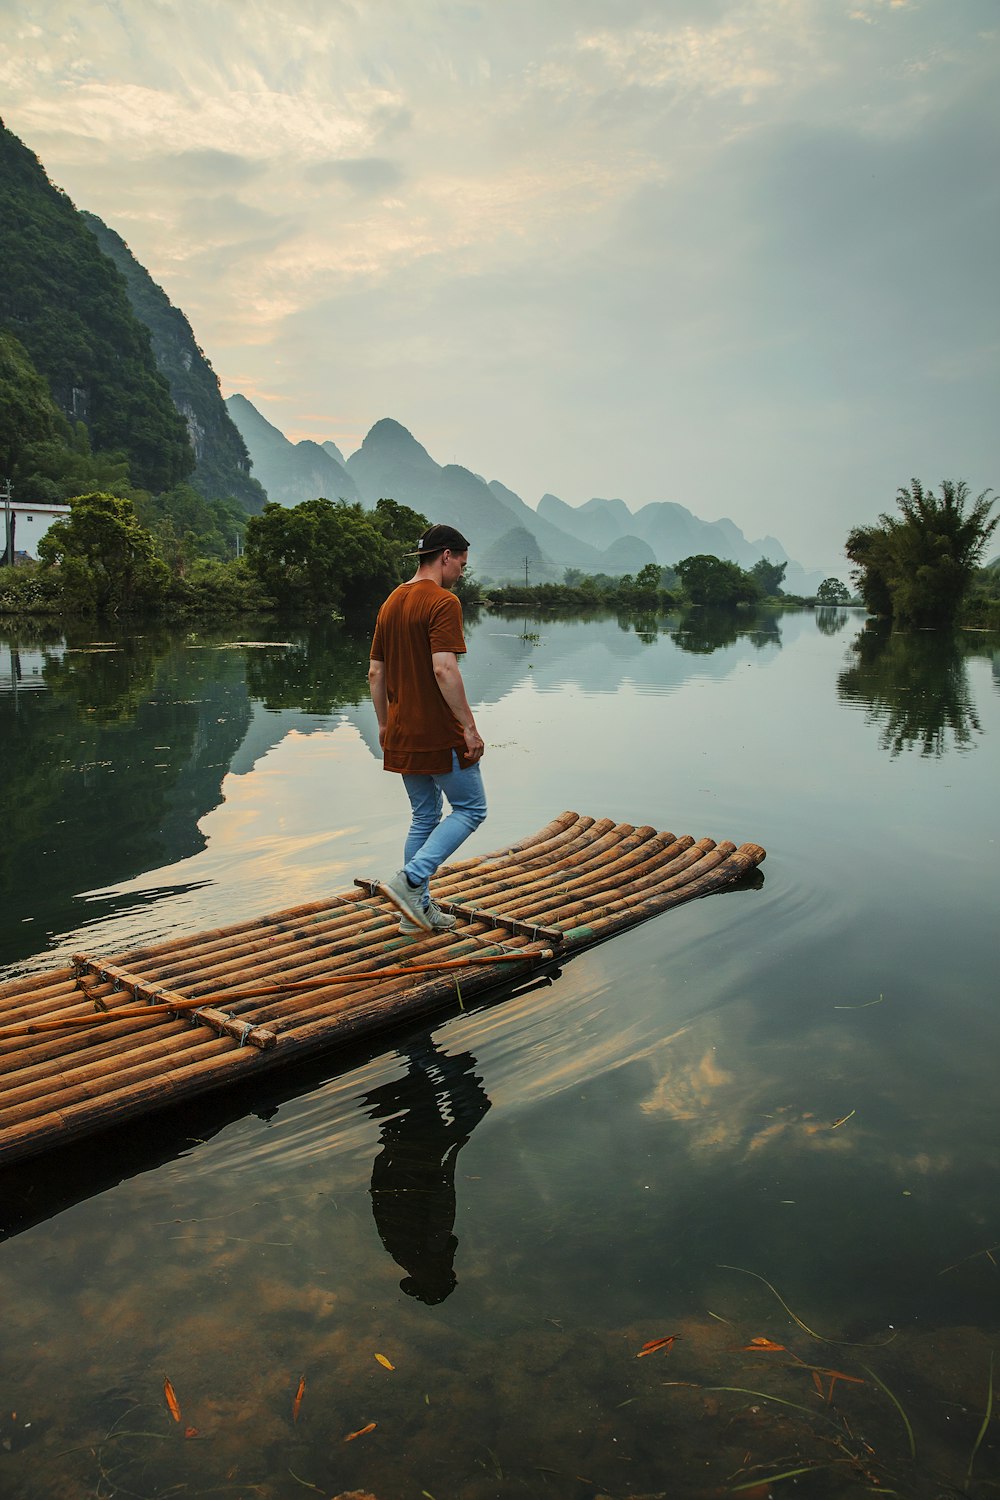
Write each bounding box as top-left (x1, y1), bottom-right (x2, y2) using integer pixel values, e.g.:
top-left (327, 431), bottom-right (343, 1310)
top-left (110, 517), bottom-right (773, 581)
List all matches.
top-left (407, 524), bottom-right (470, 557)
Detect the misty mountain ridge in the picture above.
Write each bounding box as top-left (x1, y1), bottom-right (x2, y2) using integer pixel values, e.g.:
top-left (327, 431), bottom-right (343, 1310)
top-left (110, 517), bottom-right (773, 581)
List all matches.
top-left (225, 394), bottom-right (359, 507)
top-left (230, 395), bottom-right (826, 590)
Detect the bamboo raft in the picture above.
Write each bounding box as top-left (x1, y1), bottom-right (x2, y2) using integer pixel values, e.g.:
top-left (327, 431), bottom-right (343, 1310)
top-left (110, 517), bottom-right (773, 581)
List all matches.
top-left (0, 812), bottom-right (765, 1166)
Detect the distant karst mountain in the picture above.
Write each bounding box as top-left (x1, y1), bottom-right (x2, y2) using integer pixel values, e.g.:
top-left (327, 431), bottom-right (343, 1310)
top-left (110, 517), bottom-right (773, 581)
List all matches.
top-left (230, 396), bottom-right (822, 588)
top-left (83, 213), bottom-right (267, 513)
top-left (346, 418), bottom-right (510, 545)
top-left (478, 526), bottom-right (560, 585)
top-left (538, 494), bottom-right (788, 576)
top-left (225, 394), bottom-right (359, 507)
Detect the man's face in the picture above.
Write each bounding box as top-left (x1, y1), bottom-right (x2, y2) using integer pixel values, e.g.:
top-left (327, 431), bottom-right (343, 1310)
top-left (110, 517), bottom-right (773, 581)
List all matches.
top-left (441, 548), bottom-right (468, 588)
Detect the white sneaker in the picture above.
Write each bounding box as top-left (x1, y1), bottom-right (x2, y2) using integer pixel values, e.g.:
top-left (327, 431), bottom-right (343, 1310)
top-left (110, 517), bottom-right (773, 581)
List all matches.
top-left (378, 870), bottom-right (433, 931)
top-left (399, 899), bottom-right (458, 936)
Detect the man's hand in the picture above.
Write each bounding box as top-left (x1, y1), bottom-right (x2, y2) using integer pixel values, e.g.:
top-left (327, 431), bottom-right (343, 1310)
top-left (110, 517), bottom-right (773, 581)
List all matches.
top-left (462, 724), bottom-right (485, 764)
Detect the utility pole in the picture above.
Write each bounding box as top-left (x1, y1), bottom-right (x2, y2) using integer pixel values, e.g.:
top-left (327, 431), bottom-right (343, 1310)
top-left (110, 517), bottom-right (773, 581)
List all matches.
top-left (1, 478), bottom-right (11, 568)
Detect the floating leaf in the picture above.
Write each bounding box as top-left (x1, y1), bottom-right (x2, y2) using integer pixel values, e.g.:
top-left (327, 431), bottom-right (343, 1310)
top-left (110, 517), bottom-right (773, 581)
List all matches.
top-left (637, 1335), bottom-right (676, 1357)
top-left (375, 1353), bottom-right (395, 1370)
top-left (830, 1110), bottom-right (856, 1129)
top-left (292, 1374), bottom-right (306, 1424)
top-left (743, 1338), bottom-right (785, 1352)
top-left (163, 1378), bottom-right (181, 1423)
top-left (813, 1366), bottom-right (864, 1386)
top-left (184, 1426), bottom-right (199, 1439)
top-left (344, 1421), bottom-right (377, 1442)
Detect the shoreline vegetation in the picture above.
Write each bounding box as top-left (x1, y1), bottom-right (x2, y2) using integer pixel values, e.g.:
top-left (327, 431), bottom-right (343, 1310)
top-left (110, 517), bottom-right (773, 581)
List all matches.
top-left (1, 487), bottom-right (997, 632)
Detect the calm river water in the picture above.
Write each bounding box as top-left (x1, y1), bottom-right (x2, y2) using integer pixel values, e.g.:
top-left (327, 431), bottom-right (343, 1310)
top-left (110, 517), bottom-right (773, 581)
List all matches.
top-left (1, 606), bottom-right (998, 1500)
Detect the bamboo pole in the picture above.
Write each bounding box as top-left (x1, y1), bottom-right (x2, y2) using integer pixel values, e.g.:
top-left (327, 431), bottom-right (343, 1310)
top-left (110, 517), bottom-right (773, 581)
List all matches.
top-left (0, 949), bottom-right (555, 1039)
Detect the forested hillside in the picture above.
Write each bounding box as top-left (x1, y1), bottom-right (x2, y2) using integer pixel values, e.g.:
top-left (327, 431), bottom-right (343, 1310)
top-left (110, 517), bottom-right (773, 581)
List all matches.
top-left (0, 118), bottom-right (193, 493)
top-left (83, 213), bottom-right (266, 513)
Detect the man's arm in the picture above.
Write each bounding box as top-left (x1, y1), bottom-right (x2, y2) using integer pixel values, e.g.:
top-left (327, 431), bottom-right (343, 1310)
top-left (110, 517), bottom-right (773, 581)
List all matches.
top-left (432, 651), bottom-right (485, 764)
top-left (368, 657), bottom-right (389, 750)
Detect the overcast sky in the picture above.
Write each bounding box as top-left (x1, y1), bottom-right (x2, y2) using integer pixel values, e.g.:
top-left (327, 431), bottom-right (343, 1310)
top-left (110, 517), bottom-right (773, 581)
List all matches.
top-left (2, 0), bottom-right (997, 568)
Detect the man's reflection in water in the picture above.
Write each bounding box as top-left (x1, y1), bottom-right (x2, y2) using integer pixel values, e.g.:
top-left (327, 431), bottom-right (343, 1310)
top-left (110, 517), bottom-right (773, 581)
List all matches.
top-left (361, 1037), bottom-right (492, 1304)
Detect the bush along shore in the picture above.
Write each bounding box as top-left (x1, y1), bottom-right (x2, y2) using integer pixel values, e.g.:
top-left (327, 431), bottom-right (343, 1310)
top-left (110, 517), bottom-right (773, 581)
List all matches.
top-left (2, 486), bottom-right (996, 630)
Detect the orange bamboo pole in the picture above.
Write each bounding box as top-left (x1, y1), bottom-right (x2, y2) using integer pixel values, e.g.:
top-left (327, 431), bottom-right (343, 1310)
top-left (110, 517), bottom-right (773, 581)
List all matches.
top-left (0, 949), bottom-right (555, 1038)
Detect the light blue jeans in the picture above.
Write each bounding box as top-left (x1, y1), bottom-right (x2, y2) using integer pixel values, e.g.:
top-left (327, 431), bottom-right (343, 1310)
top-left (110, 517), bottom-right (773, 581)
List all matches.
top-left (401, 751), bottom-right (487, 904)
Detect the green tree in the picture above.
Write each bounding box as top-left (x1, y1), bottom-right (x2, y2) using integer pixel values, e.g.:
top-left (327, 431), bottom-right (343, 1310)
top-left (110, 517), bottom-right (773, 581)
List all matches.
top-left (18, 422), bottom-right (132, 503)
top-left (816, 577), bottom-right (851, 605)
top-left (634, 561), bottom-right (663, 601)
top-left (676, 554), bottom-right (758, 607)
top-left (134, 482), bottom-right (247, 571)
top-left (244, 499), bottom-right (399, 621)
top-left (843, 523), bottom-right (894, 615)
top-left (749, 557), bottom-right (787, 597)
top-left (846, 479), bottom-right (997, 626)
top-left (370, 496), bottom-right (429, 544)
top-left (37, 491), bottom-right (169, 615)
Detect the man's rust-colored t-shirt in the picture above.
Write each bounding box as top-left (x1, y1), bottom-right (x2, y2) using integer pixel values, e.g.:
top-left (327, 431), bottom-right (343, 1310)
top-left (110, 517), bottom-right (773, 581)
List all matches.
top-left (370, 580), bottom-right (467, 774)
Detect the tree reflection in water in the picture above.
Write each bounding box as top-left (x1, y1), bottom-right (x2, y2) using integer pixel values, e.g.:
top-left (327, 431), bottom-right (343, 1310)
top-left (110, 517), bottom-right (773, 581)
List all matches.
top-left (361, 1038), bottom-right (492, 1304)
top-left (814, 605), bottom-right (853, 636)
top-left (838, 625), bottom-right (983, 757)
top-left (671, 606), bottom-right (781, 654)
top-left (243, 619), bottom-right (371, 713)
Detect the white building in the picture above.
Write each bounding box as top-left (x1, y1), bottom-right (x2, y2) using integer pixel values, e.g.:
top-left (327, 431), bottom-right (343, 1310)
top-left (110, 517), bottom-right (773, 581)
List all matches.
top-left (2, 502), bottom-right (71, 562)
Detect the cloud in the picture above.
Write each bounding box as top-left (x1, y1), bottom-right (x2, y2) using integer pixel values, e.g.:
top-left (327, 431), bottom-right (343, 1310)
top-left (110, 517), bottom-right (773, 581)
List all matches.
top-left (303, 156), bottom-right (406, 193)
top-left (164, 148), bottom-right (268, 189)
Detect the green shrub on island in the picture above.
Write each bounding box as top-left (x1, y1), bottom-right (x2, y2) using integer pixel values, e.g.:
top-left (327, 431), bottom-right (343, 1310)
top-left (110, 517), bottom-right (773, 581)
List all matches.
top-left (0, 559), bottom-right (63, 616)
top-left (167, 558), bottom-right (275, 617)
top-left (816, 577), bottom-right (852, 605)
top-left (37, 491), bottom-right (170, 616)
top-left (846, 479), bottom-right (997, 627)
top-left (243, 497), bottom-right (430, 623)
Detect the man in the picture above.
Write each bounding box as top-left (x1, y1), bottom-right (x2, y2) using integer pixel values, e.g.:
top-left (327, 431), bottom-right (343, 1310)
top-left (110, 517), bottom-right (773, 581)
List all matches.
top-left (369, 523), bottom-right (487, 933)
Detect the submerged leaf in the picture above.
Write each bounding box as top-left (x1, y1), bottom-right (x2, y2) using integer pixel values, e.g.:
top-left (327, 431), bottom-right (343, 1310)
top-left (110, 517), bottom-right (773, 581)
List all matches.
top-left (375, 1353), bottom-right (395, 1370)
top-left (743, 1338), bottom-right (785, 1352)
top-left (292, 1374), bottom-right (306, 1424)
top-left (344, 1421), bottom-right (377, 1442)
top-left (637, 1335), bottom-right (676, 1357)
top-left (163, 1378), bottom-right (181, 1423)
